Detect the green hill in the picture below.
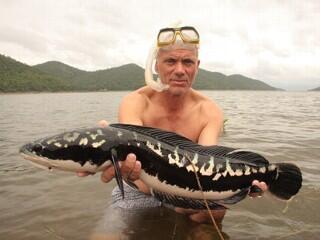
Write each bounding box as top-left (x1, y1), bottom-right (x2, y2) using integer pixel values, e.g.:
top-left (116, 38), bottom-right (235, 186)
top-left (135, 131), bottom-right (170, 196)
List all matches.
top-left (309, 86), bottom-right (320, 91)
top-left (0, 53), bottom-right (279, 92)
top-left (194, 69), bottom-right (277, 90)
top-left (33, 61), bottom-right (86, 80)
top-left (0, 54), bottom-right (71, 92)
top-left (34, 61), bottom-right (145, 91)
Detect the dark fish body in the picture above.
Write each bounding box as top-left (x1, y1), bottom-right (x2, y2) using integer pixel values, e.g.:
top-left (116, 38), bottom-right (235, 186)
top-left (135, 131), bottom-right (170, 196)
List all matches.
top-left (20, 124), bottom-right (302, 209)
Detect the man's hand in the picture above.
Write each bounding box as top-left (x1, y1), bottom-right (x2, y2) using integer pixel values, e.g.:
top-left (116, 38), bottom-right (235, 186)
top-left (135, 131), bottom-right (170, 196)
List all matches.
top-left (175, 180), bottom-right (268, 223)
top-left (249, 180), bottom-right (268, 197)
top-left (100, 153), bottom-right (141, 183)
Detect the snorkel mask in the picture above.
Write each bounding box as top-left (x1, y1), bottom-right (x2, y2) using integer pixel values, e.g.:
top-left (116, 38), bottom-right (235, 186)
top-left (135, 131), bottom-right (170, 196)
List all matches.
top-left (145, 25), bottom-right (200, 92)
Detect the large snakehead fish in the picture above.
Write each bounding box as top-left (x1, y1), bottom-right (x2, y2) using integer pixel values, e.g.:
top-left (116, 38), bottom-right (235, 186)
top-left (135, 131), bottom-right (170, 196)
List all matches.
top-left (20, 124), bottom-right (302, 209)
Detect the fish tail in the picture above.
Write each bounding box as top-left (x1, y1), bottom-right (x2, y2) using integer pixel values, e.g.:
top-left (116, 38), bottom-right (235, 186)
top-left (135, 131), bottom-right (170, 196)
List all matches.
top-left (269, 163), bottom-right (302, 200)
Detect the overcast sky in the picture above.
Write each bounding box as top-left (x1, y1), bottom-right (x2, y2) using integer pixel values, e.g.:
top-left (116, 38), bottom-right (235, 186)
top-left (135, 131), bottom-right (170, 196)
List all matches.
top-left (0, 0), bottom-right (319, 90)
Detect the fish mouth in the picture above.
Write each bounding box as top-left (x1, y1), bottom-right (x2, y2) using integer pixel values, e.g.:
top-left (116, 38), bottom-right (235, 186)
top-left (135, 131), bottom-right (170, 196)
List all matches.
top-left (19, 143), bottom-right (33, 155)
top-left (19, 143), bottom-right (54, 171)
top-left (20, 142), bottom-right (45, 155)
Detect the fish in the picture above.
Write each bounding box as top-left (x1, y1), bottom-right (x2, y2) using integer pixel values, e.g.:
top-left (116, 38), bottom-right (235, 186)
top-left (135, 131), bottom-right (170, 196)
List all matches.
top-left (19, 123), bottom-right (302, 210)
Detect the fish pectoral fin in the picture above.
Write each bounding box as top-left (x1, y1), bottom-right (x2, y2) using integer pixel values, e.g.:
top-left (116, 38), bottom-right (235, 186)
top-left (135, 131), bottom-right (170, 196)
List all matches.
top-left (217, 188), bottom-right (250, 205)
top-left (152, 190), bottom-right (228, 210)
top-left (111, 148), bottom-right (125, 199)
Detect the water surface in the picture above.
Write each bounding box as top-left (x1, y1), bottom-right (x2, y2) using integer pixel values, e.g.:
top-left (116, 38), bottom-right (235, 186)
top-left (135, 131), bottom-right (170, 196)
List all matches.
top-left (0, 91), bottom-right (319, 239)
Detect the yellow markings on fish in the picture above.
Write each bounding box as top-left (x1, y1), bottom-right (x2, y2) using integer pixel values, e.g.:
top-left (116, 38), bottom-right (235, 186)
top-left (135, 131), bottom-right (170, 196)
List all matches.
top-left (79, 138), bottom-right (88, 146)
top-left (268, 164), bottom-right (276, 171)
top-left (90, 134), bottom-right (98, 140)
top-left (259, 167), bottom-right (266, 174)
top-left (63, 132), bottom-right (80, 143)
top-left (146, 141), bottom-right (163, 157)
top-left (199, 156), bottom-right (215, 176)
top-left (92, 140), bottom-right (106, 148)
top-left (168, 147), bottom-right (185, 168)
top-left (186, 153), bottom-right (199, 172)
top-left (46, 138), bottom-right (58, 145)
top-left (221, 159), bottom-right (236, 177)
top-left (244, 165), bottom-right (251, 175)
top-left (212, 173), bottom-right (221, 181)
top-left (54, 142), bottom-right (62, 148)
top-left (234, 169), bottom-right (243, 176)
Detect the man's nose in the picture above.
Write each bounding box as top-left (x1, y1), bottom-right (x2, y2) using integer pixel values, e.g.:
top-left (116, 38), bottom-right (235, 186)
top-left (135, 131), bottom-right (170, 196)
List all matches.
top-left (174, 62), bottom-right (185, 76)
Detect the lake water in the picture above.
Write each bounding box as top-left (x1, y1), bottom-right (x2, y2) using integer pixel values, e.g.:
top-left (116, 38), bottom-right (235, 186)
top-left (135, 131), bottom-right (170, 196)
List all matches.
top-left (0, 91), bottom-right (319, 240)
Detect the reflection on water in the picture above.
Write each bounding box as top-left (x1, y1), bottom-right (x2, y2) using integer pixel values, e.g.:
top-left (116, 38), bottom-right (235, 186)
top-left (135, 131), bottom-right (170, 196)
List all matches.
top-left (91, 206), bottom-right (229, 240)
top-left (0, 91), bottom-right (319, 239)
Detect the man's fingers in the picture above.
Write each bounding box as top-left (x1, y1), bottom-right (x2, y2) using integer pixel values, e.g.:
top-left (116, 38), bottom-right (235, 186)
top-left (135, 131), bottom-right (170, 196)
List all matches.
top-left (77, 171), bottom-right (93, 177)
top-left (101, 166), bottom-right (115, 183)
top-left (252, 180), bottom-right (268, 191)
top-left (249, 180), bottom-right (268, 197)
top-left (127, 160), bottom-right (141, 181)
top-left (121, 153), bottom-right (137, 178)
top-left (98, 120), bottom-right (109, 128)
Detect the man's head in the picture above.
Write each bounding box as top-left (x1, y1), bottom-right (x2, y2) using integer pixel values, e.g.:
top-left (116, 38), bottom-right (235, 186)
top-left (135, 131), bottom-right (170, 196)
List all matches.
top-left (145, 25), bottom-right (201, 93)
top-left (154, 26), bottom-right (200, 96)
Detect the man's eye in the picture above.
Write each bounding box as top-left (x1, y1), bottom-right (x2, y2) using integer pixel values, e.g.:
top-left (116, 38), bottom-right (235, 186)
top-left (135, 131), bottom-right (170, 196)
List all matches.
top-left (166, 59), bottom-right (176, 64)
top-left (183, 59), bottom-right (195, 66)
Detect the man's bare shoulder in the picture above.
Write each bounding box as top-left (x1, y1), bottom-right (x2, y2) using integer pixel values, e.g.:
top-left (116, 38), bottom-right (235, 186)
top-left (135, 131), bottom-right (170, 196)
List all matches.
top-left (191, 89), bottom-right (223, 117)
top-left (119, 86), bottom-right (156, 116)
top-left (121, 87), bottom-right (152, 105)
top-left (119, 87), bottom-right (155, 124)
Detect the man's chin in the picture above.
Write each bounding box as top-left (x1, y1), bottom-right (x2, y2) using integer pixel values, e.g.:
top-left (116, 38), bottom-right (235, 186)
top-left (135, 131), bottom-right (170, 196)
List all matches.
top-left (167, 86), bottom-right (189, 96)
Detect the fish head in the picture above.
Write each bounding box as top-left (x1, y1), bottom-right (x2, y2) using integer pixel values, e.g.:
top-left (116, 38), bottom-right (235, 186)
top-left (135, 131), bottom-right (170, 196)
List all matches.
top-left (19, 127), bottom-right (115, 173)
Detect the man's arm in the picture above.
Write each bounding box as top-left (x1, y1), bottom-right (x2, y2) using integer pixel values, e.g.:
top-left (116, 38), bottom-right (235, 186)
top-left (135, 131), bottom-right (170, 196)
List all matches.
top-left (118, 92), bottom-right (146, 125)
top-left (100, 92), bottom-right (149, 193)
top-left (197, 100), bottom-right (224, 146)
top-left (198, 101), bottom-right (267, 193)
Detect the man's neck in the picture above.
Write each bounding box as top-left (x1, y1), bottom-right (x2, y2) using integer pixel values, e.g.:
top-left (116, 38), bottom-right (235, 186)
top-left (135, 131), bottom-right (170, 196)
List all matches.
top-left (157, 90), bottom-right (192, 113)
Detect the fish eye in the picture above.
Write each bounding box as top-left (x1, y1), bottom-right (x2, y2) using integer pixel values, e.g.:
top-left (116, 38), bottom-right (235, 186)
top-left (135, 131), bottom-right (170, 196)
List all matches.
top-left (32, 144), bottom-right (43, 153)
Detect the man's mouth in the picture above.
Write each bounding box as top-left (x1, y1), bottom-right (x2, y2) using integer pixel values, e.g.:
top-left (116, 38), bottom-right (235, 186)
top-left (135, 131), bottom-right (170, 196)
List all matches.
top-left (170, 79), bottom-right (187, 86)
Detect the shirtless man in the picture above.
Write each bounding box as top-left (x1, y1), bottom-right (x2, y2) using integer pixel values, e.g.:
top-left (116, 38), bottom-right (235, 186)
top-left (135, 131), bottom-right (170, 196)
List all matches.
top-left (79, 25), bottom-right (267, 223)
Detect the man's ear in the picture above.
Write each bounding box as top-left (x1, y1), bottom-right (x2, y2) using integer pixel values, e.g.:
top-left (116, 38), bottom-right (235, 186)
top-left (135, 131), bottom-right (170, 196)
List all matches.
top-left (154, 61), bottom-right (159, 73)
top-left (194, 59), bottom-right (200, 75)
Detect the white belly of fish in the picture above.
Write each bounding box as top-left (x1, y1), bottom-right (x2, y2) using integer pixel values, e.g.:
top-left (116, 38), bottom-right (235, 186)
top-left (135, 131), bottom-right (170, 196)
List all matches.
top-left (20, 153), bottom-right (112, 173)
top-left (140, 171), bottom-right (240, 201)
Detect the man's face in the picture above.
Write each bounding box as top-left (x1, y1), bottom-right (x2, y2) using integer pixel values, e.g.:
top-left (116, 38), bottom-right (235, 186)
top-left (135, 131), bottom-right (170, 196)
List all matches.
top-left (155, 48), bottom-right (200, 96)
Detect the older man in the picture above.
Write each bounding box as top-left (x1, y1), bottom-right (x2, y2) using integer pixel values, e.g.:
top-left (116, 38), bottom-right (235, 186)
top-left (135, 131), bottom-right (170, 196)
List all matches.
top-left (80, 25), bottom-right (267, 223)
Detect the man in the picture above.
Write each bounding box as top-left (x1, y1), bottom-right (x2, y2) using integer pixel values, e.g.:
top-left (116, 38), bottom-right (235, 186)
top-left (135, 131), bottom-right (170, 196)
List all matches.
top-left (79, 25), bottom-right (267, 223)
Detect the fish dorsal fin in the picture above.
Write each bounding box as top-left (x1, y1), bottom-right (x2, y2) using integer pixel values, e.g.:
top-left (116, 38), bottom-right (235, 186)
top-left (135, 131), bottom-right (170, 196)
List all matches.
top-left (110, 123), bottom-right (200, 150)
top-left (225, 149), bottom-right (269, 165)
top-left (110, 124), bottom-right (269, 165)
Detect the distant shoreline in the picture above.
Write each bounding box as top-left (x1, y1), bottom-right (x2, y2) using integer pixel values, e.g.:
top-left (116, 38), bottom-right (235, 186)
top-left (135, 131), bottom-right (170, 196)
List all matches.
top-left (2, 89), bottom-right (317, 95)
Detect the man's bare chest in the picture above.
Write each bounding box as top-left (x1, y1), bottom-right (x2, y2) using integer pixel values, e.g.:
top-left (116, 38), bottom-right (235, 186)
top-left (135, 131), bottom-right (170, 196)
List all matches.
top-left (142, 108), bottom-right (204, 142)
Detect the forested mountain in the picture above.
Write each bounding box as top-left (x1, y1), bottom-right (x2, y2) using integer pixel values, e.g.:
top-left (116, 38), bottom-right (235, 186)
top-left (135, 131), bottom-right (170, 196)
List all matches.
top-left (0, 53), bottom-right (279, 92)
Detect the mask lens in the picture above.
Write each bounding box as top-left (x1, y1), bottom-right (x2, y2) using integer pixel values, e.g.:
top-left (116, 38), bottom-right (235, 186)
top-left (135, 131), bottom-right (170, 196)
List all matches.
top-left (180, 28), bottom-right (199, 42)
top-left (158, 29), bottom-right (175, 45)
top-left (157, 26), bottom-right (200, 47)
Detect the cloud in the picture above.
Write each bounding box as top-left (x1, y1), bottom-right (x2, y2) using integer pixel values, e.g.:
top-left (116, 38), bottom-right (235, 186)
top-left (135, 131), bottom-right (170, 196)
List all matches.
top-left (0, 0), bottom-right (319, 90)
